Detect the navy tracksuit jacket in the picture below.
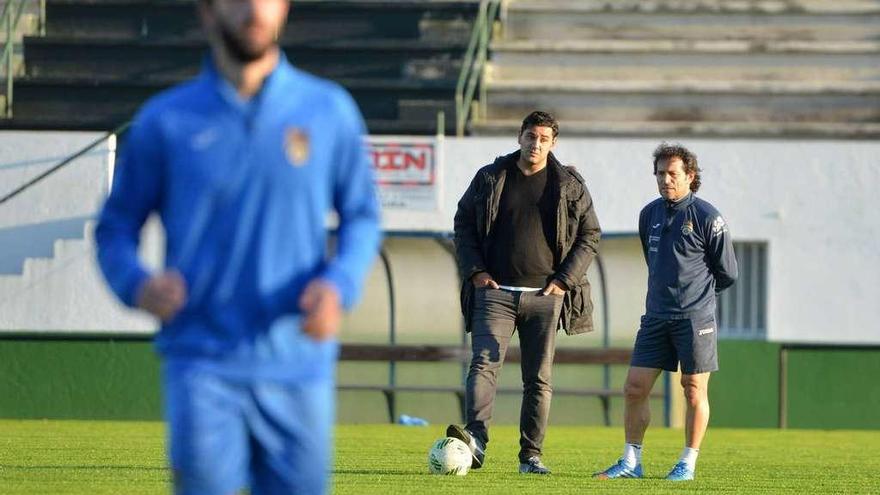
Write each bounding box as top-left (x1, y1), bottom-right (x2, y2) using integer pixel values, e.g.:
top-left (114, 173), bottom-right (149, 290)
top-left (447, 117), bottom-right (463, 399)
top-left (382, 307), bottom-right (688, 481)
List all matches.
top-left (639, 192), bottom-right (738, 320)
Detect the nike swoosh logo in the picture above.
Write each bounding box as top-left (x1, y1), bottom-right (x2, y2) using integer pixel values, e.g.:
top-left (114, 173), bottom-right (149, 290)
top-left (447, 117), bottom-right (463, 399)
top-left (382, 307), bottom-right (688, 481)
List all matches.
top-left (652, 223), bottom-right (661, 229)
top-left (191, 128), bottom-right (219, 150)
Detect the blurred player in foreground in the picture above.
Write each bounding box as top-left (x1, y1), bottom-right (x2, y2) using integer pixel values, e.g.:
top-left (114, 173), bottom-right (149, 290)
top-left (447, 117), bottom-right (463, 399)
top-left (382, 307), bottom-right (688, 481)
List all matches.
top-left (95, 0), bottom-right (381, 493)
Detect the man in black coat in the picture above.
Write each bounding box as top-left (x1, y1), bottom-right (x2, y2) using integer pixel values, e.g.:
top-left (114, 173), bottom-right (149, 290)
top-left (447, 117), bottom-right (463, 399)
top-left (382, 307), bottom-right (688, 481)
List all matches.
top-left (446, 111), bottom-right (601, 474)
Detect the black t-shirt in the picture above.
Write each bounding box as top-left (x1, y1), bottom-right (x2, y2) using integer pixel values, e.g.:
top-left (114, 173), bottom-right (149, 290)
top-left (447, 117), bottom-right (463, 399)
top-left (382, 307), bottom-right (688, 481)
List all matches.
top-left (486, 162), bottom-right (556, 287)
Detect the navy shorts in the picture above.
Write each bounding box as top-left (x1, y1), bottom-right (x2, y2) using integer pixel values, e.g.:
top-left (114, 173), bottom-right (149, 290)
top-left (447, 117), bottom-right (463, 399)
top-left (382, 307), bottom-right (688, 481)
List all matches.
top-left (630, 313), bottom-right (719, 374)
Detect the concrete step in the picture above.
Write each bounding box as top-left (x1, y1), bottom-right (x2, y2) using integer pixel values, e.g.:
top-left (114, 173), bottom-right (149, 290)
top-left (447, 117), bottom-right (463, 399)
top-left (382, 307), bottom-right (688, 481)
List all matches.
top-left (487, 78), bottom-right (880, 94)
top-left (487, 58), bottom-right (880, 83)
top-left (419, 16), bottom-right (474, 42)
top-left (488, 39), bottom-right (880, 82)
top-left (504, 13), bottom-right (880, 43)
top-left (365, 118), bottom-right (452, 136)
top-left (0, 274), bottom-right (20, 300)
top-left (0, 210), bottom-right (161, 332)
top-left (0, 114), bottom-right (455, 136)
top-left (397, 99), bottom-right (456, 134)
top-left (23, 36), bottom-right (467, 81)
top-left (507, 0), bottom-right (880, 15)
top-left (9, 78), bottom-right (157, 129)
top-left (6, 76), bottom-right (456, 132)
top-left (0, 217), bottom-right (93, 275)
top-left (83, 220), bottom-right (96, 245)
top-left (21, 257), bottom-right (53, 282)
top-left (52, 237), bottom-right (88, 263)
top-left (491, 38), bottom-right (880, 55)
top-left (471, 118), bottom-right (880, 139)
top-left (43, 0), bottom-right (478, 41)
top-left (0, 238), bottom-right (157, 332)
top-left (483, 80), bottom-right (880, 125)
top-left (0, 45), bottom-right (27, 80)
top-left (398, 99), bottom-right (456, 121)
top-left (0, 12), bottom-right (40, 38)
top-left (504, 1), bottom-right (880, 42)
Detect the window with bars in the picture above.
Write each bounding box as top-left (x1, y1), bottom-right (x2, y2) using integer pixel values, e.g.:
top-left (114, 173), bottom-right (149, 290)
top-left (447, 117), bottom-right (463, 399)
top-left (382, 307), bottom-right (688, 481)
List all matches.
top-left (717, 241), bottom-right (767, 339)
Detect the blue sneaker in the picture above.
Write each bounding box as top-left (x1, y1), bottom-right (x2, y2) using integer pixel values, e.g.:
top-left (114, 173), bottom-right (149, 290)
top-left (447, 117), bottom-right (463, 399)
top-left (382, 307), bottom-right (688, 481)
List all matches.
top-left (593, 458), bottom-right (643, 479)
top-left (665, 461), bottom-right (695, 481)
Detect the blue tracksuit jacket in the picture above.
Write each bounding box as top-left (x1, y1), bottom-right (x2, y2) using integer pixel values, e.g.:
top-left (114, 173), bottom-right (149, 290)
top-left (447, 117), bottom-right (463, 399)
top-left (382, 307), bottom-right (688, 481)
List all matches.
top-left (95, 56), bottom-right (381, 377)
top-left (639, 193), bottom-right (737, 319)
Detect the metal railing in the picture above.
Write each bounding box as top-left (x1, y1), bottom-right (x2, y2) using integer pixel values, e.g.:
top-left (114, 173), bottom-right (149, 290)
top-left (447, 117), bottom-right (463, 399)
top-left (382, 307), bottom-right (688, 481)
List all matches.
top-left (454, 0), bottom-right (501, 137)
top-left (2, 0), bottom-right (45, 118)
top-left (0, 121), bottom-right (129, 208)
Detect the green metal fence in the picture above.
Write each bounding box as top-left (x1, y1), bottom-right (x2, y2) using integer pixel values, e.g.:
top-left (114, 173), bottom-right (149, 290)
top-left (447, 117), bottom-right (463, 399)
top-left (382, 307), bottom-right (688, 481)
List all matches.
top-left (454, 0), bottom-right (500, 137)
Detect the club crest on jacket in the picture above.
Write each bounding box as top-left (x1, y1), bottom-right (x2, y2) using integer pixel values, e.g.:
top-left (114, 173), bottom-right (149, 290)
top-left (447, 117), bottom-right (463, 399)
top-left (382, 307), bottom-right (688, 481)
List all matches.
top-left (285, 128), bottom-right (309, 166)
top-left (682, 220), bottom-right (694, 235)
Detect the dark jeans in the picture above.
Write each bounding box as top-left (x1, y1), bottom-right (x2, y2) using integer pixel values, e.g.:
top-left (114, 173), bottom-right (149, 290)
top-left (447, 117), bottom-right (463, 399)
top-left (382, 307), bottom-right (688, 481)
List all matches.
top-left (465, 288), bottom-right (563, 462)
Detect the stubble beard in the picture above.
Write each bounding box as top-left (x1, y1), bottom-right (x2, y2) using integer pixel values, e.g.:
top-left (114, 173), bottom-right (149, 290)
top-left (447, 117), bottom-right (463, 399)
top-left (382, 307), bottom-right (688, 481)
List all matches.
top-left (218, 21), bottom-right (274, 63)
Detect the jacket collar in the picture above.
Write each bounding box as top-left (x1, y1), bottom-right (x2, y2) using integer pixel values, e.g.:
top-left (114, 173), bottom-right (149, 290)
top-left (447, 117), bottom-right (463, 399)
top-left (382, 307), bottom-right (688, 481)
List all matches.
top-left (485, 150), bottom-right (582, 199)
top-left (666, 192), bottom-right (695, 211)
top-left (199, 52), bottom-right (294, 116)
top-left (489, 150), bottom-right (567, 179)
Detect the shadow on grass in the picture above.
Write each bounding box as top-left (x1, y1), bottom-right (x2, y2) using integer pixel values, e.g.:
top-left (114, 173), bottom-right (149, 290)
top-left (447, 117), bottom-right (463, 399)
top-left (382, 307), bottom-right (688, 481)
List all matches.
top-left (334, 469), bottom-right (420, 476)
top-left (0, 464), bottom-right (167, 471)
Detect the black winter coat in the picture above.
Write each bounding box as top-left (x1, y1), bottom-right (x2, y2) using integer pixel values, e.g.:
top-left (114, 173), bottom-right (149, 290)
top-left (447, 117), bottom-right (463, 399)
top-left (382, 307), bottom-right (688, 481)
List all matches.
top-left (453, 151), bottom-right (602, 335)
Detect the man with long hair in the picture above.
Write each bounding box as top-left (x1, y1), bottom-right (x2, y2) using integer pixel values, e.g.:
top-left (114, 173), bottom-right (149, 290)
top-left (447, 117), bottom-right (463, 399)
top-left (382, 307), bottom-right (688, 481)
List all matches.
top-left (595, 143), bottom-right (737, 481)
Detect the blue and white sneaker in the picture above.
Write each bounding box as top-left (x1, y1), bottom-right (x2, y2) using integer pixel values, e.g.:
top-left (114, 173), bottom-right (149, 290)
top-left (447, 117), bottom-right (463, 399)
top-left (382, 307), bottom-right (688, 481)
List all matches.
top-left (665, 461), bottom-right (695, 481)
top-left (593, 458), bottom-right (643, 479)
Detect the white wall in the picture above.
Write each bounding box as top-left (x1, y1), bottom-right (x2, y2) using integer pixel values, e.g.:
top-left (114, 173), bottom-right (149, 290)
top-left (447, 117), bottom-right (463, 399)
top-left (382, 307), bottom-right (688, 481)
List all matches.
top-left (0, 131), bottom-right (109, 228)
top-left (398, 136), bottom-right (879, 344)
top-left (0, 131), bottom-right (109, 275)
top-left (1, 131), bottom-right (877, 344)
top-left (0, 131), bottom-right (159, 333)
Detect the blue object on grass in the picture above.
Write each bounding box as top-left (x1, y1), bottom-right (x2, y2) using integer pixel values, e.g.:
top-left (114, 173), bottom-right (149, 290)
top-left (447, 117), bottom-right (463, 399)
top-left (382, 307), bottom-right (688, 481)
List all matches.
top-left (398, 414), bottom-right (429, 426)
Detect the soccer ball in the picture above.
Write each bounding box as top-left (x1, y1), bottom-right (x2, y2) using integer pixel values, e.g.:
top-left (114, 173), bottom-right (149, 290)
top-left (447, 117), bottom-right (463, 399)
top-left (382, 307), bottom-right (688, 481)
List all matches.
top-left (427, 437), bottom-right (471, 475)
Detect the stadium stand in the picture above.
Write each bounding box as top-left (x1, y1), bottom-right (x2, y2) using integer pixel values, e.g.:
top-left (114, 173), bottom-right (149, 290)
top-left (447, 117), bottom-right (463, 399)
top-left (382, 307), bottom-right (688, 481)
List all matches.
top-left (1, 0), bottom-right (479, 134)
top-left (472, 0), bottom-right (880, 138)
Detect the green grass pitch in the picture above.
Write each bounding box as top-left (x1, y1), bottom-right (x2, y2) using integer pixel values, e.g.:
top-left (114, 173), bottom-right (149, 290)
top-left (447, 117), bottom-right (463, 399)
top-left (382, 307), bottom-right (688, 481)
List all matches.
top-left (1, 420), bottom-right (878, 494)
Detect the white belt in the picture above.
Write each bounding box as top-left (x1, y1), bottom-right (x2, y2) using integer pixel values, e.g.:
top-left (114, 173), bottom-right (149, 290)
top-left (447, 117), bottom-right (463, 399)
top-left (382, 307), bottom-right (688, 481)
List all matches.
top-left (497, 285), bottom-right (542, 292)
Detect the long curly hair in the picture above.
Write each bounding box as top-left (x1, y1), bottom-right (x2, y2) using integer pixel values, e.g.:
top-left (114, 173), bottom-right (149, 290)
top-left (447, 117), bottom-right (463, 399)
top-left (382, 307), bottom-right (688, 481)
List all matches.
top-left (652, 143), bottom-right (701, 192)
